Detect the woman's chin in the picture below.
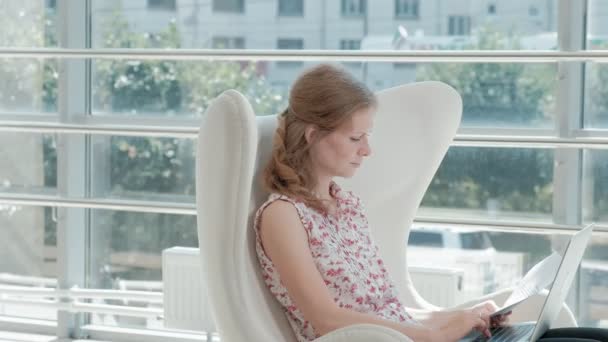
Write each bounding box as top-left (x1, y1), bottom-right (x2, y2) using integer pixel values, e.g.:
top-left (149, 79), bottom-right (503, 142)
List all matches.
top-left (339, 169), bottom-right (358, 178)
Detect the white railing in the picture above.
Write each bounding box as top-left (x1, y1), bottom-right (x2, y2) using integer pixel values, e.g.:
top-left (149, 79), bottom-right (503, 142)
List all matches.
top-left (0, 273), bottom-right (163, 319)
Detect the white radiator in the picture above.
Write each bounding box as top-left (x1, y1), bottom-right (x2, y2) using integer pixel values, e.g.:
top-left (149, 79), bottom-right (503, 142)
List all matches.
top-left (162, 247), bottom-right (464, 332)
top-left (162, 247), bottom-right (215, 333)
top-left (409, 266), bottom-right (464, 308)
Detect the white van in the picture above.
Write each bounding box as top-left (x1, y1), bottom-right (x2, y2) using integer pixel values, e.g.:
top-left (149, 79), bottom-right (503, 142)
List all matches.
top-left (407, 226), bottom-right (497, 303)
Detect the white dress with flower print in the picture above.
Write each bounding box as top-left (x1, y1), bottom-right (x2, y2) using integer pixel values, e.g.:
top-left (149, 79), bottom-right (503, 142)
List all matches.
top-left (253, 181), bottom-right (416, 341)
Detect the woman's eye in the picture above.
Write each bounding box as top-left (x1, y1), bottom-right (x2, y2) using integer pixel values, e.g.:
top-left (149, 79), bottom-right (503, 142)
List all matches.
top-left (350, 137), bottom-right (361, 142)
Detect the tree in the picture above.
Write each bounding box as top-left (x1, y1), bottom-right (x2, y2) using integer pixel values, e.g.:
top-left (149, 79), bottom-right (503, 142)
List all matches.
top-left (417, 27), bottom-right (555, 215)
top-left (586, 53), bottom-right (608, 222)
top-left (88, 11), bottom-right (286, 281)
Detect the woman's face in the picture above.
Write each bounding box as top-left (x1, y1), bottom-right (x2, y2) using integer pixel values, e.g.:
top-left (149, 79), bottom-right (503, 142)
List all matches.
top-left (308, 106), bottom-right (374, 178)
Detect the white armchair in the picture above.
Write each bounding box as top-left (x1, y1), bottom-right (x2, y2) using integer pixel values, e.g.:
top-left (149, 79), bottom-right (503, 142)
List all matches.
top-left (195, 81), bottom-right (576, 341)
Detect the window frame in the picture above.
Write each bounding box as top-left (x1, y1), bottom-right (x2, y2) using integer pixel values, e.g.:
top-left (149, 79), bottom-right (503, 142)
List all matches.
top-left (278, 0), bottom-right (304, 17)
top-left (395, 0), bottom-right (420, 19)
top-left (2, 0), bottom-right (608, 340)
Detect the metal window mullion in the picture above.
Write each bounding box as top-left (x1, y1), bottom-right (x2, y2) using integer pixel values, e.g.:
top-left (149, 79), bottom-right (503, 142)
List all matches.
top-left (554, 0), bottom-right (586, 228)
top-left (56, 0), bottom-right (90, 339)
top-left (553, 0), bottom-right (587, 320)
top-left (6, 48), bottom-right (608, 63)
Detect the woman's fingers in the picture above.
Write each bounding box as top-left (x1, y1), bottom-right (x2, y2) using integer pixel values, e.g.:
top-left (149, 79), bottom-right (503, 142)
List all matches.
top-left (484, 300), bottom-right (499, 313)
top-left (477, 316), bottom-right (491, 338)
top-left (473, 310), bottom-right (492, 338)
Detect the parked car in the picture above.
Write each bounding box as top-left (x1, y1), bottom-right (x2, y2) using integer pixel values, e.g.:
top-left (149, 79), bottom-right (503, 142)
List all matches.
top-left (407, 226), bottom-right (497, 303)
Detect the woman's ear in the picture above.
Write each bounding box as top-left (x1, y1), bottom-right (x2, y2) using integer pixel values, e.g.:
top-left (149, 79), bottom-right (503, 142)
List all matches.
top-left (304, 125), bottom-right (317, 144)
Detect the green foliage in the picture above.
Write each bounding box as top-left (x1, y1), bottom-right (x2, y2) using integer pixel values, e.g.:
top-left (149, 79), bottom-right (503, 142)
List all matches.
top-left (418, 27), bottom-right (556, 214)
top-left (418, 27), bottom-right (555, 127)
top-left (93, 12), bottom-right (284, 116)
top-left (19, 9), bottom-right (606, 280)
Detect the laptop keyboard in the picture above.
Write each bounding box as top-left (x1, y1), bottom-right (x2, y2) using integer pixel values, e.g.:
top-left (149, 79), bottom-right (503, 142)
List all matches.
top-left (472, 324), bottom-right (534, 342)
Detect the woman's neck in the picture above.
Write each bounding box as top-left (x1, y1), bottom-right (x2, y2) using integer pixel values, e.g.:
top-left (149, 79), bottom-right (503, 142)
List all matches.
top-left (311, 177), bottom-right (333, 202)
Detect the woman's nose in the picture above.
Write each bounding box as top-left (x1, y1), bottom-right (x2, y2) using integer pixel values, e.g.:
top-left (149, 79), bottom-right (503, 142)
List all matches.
top-left (360, 140), bottom-right (372, 157)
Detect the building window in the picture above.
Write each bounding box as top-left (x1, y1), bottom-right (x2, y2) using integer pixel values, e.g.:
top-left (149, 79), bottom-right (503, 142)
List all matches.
top-left (212, 36), bottom-right (245, 49)
top-left (529, 6), bottom-right (539, 16)
top-left (340, 39), bottom-right (362, 68)
top-left (395, 0), bottom-right (419, 19)
top-left (46, 0), bottom-right (57, 10)
top-left (448, 15), bottom-right (471, 36)
top-left (213, 0), bottom-right (245, 13)
top-left (147, 0), bottom-right (176, 11)
top-left (277, 38), bottom-right (304, 67)
top-left (278, 0), bottom-right (304, 16)
top-left (277, 38), bottom-right (304, 50)
top-left (488, 4), bottom-right (496, 15)
top-left (340, 39), bottom-right (361, 50)
top-left (341, 0), bottom-right (366, 17)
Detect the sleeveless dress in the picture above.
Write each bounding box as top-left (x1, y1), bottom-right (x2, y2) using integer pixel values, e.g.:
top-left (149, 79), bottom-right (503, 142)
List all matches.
top-left (253, 181), bottom-right (417, 341)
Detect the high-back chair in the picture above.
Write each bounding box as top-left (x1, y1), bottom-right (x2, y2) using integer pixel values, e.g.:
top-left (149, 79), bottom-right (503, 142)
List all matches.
top-left (196, 81), bottom-right (576, 342)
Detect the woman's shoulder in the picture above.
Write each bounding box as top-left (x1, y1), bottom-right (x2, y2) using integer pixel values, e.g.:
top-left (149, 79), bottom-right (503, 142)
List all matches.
top-left (256, 192), bottom-right (302, 219)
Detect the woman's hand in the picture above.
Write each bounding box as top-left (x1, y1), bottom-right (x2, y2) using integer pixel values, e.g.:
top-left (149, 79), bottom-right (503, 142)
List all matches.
top-left (469, 300), bottom-right (512, 336)
top-left (426, 309), bottom-right (490, 342)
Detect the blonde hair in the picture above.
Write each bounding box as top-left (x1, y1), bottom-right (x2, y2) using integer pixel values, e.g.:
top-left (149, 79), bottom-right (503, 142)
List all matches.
top-left (262, 63), bottom-right (376, 213)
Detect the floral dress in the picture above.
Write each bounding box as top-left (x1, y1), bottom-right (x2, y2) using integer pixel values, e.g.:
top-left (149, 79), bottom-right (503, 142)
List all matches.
top-left (253, 181), bottom-right (416, 341)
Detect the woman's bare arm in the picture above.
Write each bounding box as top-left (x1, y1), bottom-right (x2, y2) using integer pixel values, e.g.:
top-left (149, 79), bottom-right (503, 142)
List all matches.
top-left (259, 200), bottom-right (436, 341)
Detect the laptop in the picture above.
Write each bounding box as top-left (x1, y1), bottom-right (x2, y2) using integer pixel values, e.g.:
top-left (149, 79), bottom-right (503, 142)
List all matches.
top-left (460, 223), bottom-right (595, 342)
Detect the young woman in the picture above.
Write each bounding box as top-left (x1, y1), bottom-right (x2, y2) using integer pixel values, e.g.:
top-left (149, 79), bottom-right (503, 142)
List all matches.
top-left (253, 63), bottom-right (607, 342)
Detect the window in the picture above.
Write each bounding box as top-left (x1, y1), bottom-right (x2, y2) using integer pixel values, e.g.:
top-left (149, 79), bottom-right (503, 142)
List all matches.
top-left (339, 39), bottom-right (361, 50)
top-left (341, 0), bottom-right (366, 17)
top-left (46, 0), bottom-right (57, 10)
top-left (212, 0), bottom-right (245, 13)
top-left (488, 4), bottom-right (496, 15)
top-left (147, 0), bottom-right (176, 11)
top-left (409, 230), bottom-right (444, 248)
top-left (448, 15), bottom-right (471, 35)
top-left (277, 38), bottom-right (304, 50)
top-left (460, 232), bottom-right (493, 250)
top-left (211, 36), bottom-right (245, 49)
top-left (395, 0), bottom-right (419, 19)
top-left (340, 39), bottom-right (362, 68)
top-left (276, 38), bottom-right (304, 66)
top-left (278, 0), bottom-right (304, 16)
top-left (529, 6), bottom-right (539, 16)
top-left (4, 1), bottom-right (608, 340)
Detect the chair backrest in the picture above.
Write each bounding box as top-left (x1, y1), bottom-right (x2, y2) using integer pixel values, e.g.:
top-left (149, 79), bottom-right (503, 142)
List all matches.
top-left (196, 82), bottom-right (462, 342)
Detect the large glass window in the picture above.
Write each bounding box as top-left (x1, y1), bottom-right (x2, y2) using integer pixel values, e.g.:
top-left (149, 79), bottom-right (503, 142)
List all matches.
top-left (420, 147), bottom-right (554, 222)
top-left (583, 1), bottom-right (608, 128)
top-left (408, 227), bottom-right (608, 328)
top-left (90, 136), bottom-right (195, 203)
top-left (583, 150), bottom-right (608, 225)
top-left (0, 2), bottom-right (60, 115)
top-left (1, 1), bottom-right (57, 48)
top-left (88, 210), bottom-right (196, 329)
top-left (584, 64), bottom-right (608, 129)
top-left (0, 205), bottom-right (57, 321)
top-left (92, 59), bottom-right (282, 117)
top-left (0, 133), bottom-right (57, 195)
top-left (3, 0), bottom-right (608, 339)
top-left (92, 0), bottom-right (558, 51)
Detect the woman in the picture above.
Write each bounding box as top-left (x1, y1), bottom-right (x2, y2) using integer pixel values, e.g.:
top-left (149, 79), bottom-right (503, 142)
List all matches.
top-left (253, 63), bottom-right (607, 342)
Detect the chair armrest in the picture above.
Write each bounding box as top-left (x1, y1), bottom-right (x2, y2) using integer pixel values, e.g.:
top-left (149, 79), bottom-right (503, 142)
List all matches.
top-left (313, 324), bottom-right (413, 342)
top-left (450, 287), bottom-right (577, 328)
